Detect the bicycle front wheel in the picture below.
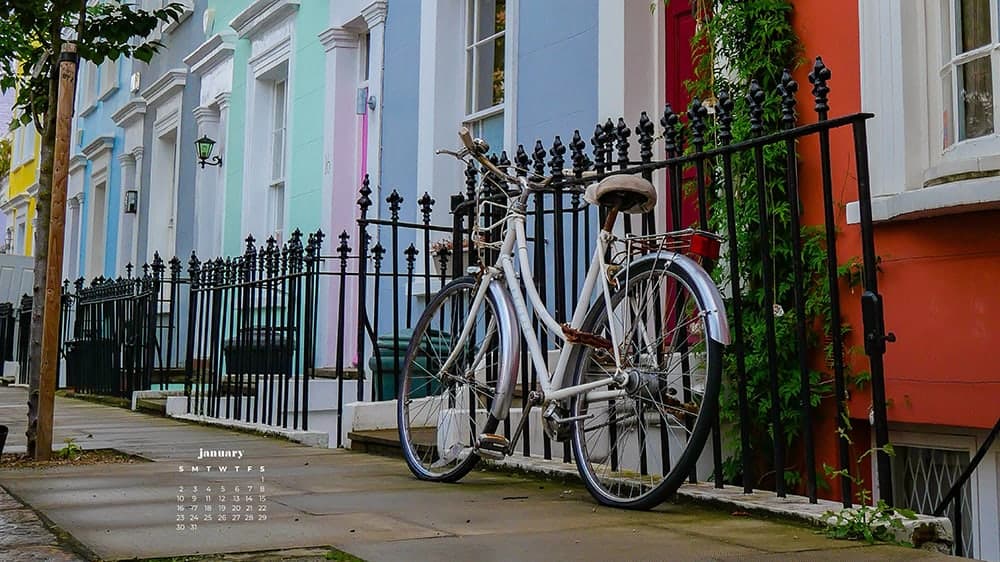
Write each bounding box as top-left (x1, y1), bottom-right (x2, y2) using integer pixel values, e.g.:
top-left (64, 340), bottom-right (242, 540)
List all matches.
top-left (569, 257), bottom-right (723, 509)
top-left (398, 276), bottom-right (506, 482)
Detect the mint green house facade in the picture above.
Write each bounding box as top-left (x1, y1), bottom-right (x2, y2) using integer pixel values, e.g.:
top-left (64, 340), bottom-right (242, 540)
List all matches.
top-left (186, 0), bottom-right (384, 261)
top-left (184, 0), bottom-right (387, 371)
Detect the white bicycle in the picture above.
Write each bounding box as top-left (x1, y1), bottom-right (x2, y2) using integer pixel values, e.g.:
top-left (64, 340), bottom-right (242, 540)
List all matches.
top-left (397, 128), bottom-right (730, 509)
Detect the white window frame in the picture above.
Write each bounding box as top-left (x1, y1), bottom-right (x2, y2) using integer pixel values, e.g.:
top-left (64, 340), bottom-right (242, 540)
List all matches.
top-left (15, 121), bottom-right (35, 168)
top-left (268, 77), bottom-right (288, 242)
top-left (941, 0), bottom-right (998, 149)
top-left (462, 0), bottom-right (512, 151)
top-left (850, 0), bottom-right (1000, 223)
top-left (883, 427), bottom-right (1000, 561)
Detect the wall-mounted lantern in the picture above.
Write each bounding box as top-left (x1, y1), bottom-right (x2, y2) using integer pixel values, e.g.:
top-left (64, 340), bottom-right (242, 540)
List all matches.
top-left (194, 135), bottom-right (223, 169)
top-left (124, 190), bottom-right (138, 214)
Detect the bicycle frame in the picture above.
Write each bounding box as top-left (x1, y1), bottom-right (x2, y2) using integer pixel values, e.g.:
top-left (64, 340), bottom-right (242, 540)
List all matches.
top-left (438, 177), bottom-right (626, 419)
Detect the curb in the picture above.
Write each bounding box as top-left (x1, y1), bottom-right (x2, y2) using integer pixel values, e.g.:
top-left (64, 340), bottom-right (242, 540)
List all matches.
top-left (487, 455), bottom-right (954, 554)
top-left (170, 413), bottom-right (329, 447)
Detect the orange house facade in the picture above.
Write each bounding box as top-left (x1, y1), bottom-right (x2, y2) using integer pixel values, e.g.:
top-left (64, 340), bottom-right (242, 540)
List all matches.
top-left (788, 1), bottom-right (1000, 559)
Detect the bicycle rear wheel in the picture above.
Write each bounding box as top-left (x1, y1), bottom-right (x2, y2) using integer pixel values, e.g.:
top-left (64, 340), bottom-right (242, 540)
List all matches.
top-left (398, 276), bottom-right (506, 482)
top-left (569, 257), bottom-right (723, 509)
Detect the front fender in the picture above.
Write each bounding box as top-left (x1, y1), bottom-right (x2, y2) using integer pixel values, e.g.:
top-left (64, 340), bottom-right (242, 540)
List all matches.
top-left (487, 280), bottom-right (521, 421)
top-left (624, 252), bottom-right (731, 345)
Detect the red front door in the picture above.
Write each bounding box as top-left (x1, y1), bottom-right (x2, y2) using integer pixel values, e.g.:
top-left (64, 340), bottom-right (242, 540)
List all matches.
top-left (665, 0), bottom-right (700, 230)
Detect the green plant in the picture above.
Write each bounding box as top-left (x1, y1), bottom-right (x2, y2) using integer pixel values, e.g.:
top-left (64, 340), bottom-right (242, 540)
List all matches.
top-left (56, 437), bottom-right (82, 460)
top-left (0, 137), bottom-right (10, 177)
top-left (685, 0), bottom-right (840, 490)
top-left (325, 549), bottom-right (364, 561)
top-left (824, 498), bottom-right (917, 544)
top-left (822, 438), bottom-right (917, 544)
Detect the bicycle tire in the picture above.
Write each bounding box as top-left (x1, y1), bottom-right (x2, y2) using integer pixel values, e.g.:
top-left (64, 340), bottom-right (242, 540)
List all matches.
top-left (398, 276), bottom-right (504, 482)
top-left (569, 256), bottom-right (724, 509)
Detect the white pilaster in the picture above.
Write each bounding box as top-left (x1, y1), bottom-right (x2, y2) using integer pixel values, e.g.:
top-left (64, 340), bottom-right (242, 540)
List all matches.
top-left (116, 152), bottom-right (137, 274)
top-left (193, 104), bottom-right (223, 259)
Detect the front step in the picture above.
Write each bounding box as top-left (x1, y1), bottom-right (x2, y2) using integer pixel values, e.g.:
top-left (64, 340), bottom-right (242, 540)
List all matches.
top-left (349, 428), bottom-right (405, 458)
top-left (135, 397), bottom-right (168, 416)
top-left (349, 427), bottom-right (445, 460)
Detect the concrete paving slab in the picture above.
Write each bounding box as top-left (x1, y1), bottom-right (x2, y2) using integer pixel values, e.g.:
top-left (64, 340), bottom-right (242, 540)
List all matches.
top-left (0, 387), bottom-right (957, 561)
top-left (341, 524), bottom-right (756, 562)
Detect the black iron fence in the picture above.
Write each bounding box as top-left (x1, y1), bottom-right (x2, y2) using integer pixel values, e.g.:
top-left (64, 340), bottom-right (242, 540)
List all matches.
top-left (10, 54), bottom-right (913, 523)
top-left (354, 56), bottom-right (893, 508)
top-left (184, 231), bottom-right (323, 430)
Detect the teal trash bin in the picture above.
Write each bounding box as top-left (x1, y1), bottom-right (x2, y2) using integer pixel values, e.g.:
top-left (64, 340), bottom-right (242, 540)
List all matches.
top-left (369, 329), bottom-right (451, 400)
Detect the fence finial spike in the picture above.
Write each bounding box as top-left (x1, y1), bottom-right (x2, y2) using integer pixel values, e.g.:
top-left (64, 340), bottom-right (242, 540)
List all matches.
top-left (808, 56), bottom-right (832, 117)
top-left (614, 117), bottom-right (631, 167)
top-left (687, 99), bottom-right (708, 146)
top-left (635, 112), bottom-right (654, 163)
top-left (418, 192), bottom-right (435, 224)
top-left (717, 89), bottom-right (734, 144)
top-left (747, 80), bottom-right (766, 136)
top-left (779, 68), bottom-right (799, 128)
top-left (661, 103), bottom-right (679, 156)
top-left (548, 135), bottom-right (566, 179)
top-left (515, 144), bottom-right (529, 176)
top-left (532, 140), bottom-right (546, 176)
top-left (338, 230), bottom-right (351, 259)
top-left (570, 129), bottom-right (589, 175)
top-left (357, 173), bottom-right (373, 215)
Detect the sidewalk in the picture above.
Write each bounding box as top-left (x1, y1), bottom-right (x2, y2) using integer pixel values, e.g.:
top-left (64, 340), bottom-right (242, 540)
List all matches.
top-left (0, 387), bottom-right (955, 561)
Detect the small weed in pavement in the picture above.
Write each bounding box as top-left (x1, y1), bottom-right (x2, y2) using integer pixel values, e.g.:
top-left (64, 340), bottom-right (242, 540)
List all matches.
top-left (325, 549), bottom-right (364, 561)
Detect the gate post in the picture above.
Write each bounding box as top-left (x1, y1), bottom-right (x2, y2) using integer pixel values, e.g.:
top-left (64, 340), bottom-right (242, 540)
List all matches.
top-left (852, 119), bottom-right (896, 505)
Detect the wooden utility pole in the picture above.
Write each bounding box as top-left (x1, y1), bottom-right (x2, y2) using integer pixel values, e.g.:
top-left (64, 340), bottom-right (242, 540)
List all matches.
top-left (35, 43), bottom-right (78, 461)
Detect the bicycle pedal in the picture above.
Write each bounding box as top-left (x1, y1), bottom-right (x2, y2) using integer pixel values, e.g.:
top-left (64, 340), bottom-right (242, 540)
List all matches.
top-left (476, 433), bottom-right (509, 459)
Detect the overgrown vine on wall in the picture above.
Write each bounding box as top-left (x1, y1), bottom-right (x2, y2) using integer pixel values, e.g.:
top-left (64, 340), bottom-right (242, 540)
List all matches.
top-left (684, 0), bottom-right (839, 491)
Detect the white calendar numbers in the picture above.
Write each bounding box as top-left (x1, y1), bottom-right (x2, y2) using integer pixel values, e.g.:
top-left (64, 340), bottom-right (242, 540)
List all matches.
top-left (175, 449), bottom-right (268, 532)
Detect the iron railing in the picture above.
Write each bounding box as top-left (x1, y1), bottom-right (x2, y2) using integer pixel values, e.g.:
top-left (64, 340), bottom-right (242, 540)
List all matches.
top-left (354, 56), bottom-right (892, 506)
top-left (17, 54), bottom-right (904, 512)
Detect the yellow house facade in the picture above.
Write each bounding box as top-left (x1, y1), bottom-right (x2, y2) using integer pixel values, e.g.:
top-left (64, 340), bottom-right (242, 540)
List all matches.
top-left (3, 116), bottom-right (39, 256)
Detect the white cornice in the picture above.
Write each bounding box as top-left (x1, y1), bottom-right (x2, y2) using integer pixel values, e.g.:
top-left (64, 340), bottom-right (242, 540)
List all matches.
top-left (319, 27), bottom-right (357, 52)
top-left (184, 31), bottom-right (237, 76)
top-left (111, 98), bottom-right (147, 127)
top-left (231, 0), bottom-right (299, 39)
top-left (26, 182), bottom-right (38, 197)
top-left (193, 105), bottom-right (220, 127)
top-left (69, 154), bottom-right (87, 174)
top-left (81, 135), bottom-right (115, 160)
top-left (139, 69), bottom-right (187, 107)
top-left (214, 91), bottom-right (232, 111)
top-left (361, 1), bottom-right (387, 27)
top-left (2, 190), bottom-right (30, 212)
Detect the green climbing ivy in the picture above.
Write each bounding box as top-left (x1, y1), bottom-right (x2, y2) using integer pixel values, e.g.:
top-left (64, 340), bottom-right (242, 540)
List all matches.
top-left (685, 0), bottom-right (838, 492)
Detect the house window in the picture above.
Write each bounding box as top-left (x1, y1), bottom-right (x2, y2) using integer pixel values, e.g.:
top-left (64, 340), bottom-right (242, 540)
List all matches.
top-left (268, 79), bottom-right (288, 241)
top-left (943, 0), bottom-right (996, 147)
top-left (892, 445), bottom-right (975, 557)
top-left (464, 0), bottom-right (506, 152)
top-left (15, 121), bottom-right (35, 166)
top-left (361, 32), bottom-right (371, 82)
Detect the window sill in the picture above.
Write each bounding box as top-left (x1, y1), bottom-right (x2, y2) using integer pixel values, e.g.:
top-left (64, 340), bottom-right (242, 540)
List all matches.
top-left (99, 84), bottom-right (118, 102)
top-left (79, 102), bottom-right (98, 118)
top-left (846, 174), bottom-right (1000, 224)
top-left (163, 4), bottom-right (193, 35)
